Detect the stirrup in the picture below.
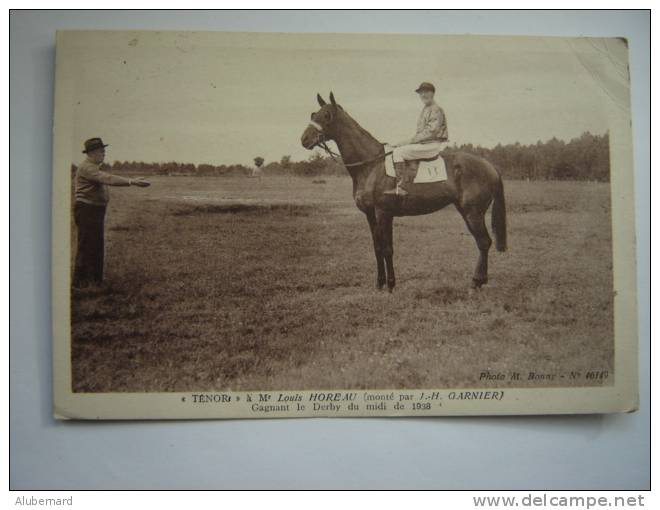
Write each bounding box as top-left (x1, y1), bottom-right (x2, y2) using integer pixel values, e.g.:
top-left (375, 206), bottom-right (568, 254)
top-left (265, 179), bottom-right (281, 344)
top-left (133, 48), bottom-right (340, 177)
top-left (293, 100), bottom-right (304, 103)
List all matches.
top-left (384, 183), bottom-right (408, 196)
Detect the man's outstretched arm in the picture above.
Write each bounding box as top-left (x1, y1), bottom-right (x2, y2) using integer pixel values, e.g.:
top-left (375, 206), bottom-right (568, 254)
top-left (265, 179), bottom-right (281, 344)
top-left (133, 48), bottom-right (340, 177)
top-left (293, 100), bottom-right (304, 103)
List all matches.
top-left (81, 164), bottom-right (150, 187)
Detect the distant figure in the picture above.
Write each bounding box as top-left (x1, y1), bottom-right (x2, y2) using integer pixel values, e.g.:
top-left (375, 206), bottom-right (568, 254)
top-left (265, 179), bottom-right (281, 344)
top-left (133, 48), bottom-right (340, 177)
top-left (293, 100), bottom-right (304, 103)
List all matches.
top-left (252, 156), bottom-right (264, 179)
top-left (386, 82), bottom-right (449, 195)
top-left (73, 137), bottom-right (150, 287)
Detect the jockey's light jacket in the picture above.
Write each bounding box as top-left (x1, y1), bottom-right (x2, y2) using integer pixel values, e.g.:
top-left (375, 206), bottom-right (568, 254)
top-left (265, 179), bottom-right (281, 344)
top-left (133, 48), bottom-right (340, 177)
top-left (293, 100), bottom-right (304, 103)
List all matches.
top-left (410, 101), bottom-right (448, 144)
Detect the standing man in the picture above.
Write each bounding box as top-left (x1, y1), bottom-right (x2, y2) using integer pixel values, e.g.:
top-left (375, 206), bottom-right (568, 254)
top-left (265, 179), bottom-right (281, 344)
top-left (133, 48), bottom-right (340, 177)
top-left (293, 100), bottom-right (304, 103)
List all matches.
top-left (252, 156), bottom-right (264, 179)
top-left (73, 137), bottom-right (150, 287)
top-left (385, 82), bottom-right (449, 196)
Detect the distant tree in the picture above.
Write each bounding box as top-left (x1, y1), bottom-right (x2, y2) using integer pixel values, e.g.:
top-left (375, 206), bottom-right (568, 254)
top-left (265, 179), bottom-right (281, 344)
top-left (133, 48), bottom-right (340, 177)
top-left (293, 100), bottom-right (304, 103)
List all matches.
top-left (197, 164), bottom-right (215, 176)
top-left (280, 155), bottom-right (291, 168)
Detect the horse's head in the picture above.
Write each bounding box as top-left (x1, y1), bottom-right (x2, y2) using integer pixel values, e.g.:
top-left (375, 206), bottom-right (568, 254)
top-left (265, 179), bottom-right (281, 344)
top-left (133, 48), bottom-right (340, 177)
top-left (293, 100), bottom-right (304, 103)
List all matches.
top-left (300, 92), bottom-right (340, 150)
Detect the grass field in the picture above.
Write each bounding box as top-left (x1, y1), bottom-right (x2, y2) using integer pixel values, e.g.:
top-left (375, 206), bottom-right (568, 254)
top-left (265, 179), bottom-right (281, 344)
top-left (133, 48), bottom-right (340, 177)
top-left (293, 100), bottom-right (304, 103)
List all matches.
top-left (71, 176), bottom-right (614, 392)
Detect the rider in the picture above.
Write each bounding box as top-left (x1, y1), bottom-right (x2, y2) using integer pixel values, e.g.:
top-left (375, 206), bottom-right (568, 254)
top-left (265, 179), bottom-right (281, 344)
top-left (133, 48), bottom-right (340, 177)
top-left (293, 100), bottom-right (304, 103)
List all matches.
top-left (385, 82), bottom-right (449, 196)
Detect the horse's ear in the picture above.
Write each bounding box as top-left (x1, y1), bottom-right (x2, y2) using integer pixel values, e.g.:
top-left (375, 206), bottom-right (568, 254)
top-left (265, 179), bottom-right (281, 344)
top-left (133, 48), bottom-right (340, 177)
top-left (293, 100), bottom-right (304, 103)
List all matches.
top-left (329, 91), bottom-right (337, 107)
top-left (317, 94), bottom-right (327, 107)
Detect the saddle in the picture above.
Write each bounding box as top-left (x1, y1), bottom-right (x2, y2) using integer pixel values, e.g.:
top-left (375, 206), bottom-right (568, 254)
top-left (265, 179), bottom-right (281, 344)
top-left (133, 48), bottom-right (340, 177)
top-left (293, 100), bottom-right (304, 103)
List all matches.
top-left (384, 150), bottom-right (448, 184)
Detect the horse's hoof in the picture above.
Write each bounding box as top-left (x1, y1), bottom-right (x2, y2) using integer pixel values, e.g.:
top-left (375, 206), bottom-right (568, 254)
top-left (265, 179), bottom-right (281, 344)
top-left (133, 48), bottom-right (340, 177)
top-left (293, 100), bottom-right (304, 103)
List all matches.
top-left (468, 286), bottom-right (483, 297)
top-left (471, 278), bottom-right (488, 289)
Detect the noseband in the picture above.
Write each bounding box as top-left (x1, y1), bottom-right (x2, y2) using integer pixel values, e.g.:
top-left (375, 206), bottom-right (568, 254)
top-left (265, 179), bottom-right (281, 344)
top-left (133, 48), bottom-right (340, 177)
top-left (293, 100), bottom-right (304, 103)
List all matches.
top-left (307, 121), bottom-right (342, 160)
top-left (307, 121), bottom-right (392, 168)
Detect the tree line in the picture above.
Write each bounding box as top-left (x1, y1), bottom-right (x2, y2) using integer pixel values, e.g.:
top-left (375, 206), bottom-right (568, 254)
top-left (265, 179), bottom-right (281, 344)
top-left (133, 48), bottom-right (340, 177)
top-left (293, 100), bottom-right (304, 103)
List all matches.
top-left (447, 132), bottom-right (610, 182)
top-left (72, 132), bottom-right (610, 182)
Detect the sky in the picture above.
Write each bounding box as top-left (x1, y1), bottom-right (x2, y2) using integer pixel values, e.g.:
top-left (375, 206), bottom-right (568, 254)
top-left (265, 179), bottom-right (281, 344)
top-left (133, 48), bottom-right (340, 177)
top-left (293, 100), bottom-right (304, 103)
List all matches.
top-left (58, 31), bottom-right (630, 166)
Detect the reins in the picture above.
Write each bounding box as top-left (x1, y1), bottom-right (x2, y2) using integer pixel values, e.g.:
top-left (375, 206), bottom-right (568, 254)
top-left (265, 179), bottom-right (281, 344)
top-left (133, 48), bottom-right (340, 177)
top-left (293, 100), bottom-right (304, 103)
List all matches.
top-left (309, 122), bottom-right (392, 168)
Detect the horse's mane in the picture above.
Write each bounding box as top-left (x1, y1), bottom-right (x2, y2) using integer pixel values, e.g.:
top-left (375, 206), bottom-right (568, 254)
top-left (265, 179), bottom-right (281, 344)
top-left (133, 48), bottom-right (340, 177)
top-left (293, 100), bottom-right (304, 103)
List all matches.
top-left (337, 107), bottom-right (382, 147)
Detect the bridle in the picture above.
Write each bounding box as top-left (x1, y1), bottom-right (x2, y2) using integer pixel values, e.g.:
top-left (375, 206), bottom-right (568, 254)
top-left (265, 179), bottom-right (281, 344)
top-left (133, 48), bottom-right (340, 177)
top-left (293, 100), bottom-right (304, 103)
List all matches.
top-left (307, 120), bottom-right (392, 168)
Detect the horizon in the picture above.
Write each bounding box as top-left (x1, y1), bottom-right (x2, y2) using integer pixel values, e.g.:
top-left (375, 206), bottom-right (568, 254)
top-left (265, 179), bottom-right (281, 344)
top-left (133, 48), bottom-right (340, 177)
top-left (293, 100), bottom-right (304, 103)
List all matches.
top-left (91, 129), bottom-right (610, 168)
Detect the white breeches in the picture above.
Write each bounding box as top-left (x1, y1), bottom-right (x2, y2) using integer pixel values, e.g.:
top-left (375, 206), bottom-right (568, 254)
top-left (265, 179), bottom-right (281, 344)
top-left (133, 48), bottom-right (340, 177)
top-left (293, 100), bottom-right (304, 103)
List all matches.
top-left (392, 141), bottom-right (446, 163)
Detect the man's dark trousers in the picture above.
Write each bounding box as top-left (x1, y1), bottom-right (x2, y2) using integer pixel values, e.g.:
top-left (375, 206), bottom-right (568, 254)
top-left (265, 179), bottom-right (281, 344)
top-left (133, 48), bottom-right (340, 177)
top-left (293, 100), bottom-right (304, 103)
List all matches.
top-left (73, 201), bottom-right (106, 286)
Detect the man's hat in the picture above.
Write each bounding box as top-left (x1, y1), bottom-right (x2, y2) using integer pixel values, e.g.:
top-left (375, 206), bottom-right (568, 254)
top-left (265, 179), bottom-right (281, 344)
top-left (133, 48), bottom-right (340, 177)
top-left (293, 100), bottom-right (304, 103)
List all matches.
top-left (82, 137), bottom-right (109, 154)
top-left (415, 82), bottom-right (436, 93)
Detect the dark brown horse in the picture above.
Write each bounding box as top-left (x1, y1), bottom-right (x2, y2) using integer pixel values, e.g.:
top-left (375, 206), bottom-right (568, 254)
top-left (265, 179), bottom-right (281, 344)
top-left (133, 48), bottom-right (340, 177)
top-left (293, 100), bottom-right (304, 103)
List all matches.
top-left (300, 92), bottom-right (507, 291)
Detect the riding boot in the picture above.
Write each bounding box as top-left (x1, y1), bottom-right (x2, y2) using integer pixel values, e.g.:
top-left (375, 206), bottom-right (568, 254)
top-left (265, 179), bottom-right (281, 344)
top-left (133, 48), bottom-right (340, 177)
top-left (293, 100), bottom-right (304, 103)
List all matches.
top-left (384, 162), bottom-right (409, 196)
top-left (400, 166), bottom-right (414, 194)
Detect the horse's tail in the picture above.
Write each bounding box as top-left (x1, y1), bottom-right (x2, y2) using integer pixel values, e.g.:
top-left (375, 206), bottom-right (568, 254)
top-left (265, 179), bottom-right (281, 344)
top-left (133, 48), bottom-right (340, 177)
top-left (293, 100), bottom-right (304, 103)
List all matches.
top-left (491, 174), bottom-right (507, 252)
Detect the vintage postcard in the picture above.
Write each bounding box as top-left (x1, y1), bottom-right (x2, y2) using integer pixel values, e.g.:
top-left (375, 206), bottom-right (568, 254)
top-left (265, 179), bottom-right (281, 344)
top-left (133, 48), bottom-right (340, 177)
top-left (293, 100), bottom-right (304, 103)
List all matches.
top-left (52, 30), bottom-right (638, 419)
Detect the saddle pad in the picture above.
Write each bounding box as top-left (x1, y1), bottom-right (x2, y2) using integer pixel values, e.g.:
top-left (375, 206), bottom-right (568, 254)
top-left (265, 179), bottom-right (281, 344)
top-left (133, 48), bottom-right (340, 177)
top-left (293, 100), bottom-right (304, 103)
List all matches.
top-left (385, 154), bottom-right (448, 183)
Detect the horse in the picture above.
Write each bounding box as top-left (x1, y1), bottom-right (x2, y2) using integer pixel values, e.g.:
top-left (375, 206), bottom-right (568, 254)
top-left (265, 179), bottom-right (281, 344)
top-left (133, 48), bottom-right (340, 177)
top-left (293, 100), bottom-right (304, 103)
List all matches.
top-left (300, 92), bottom-right (507, 292)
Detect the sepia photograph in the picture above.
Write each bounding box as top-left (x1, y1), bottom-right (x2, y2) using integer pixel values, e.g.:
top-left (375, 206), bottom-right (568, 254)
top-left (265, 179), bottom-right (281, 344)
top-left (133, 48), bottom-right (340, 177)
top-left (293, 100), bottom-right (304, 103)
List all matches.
top-left (51, 30), bottom-right (638, 419)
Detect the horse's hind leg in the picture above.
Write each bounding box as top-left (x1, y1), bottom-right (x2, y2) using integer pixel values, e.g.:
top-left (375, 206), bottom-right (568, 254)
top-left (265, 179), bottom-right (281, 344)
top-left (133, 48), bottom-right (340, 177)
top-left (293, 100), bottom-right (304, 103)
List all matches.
top-left (459, 205), bottom-right (492, 289)
top-left (383, 214), bottom-right (395, 292)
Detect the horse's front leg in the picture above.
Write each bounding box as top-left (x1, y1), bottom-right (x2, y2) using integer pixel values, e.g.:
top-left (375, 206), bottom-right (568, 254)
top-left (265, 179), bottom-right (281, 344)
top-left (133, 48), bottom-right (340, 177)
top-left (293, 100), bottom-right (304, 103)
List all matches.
top-left (366, 209), bottom-right (386, 290)
top-left (376, 209), bottom-right (395, 292)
